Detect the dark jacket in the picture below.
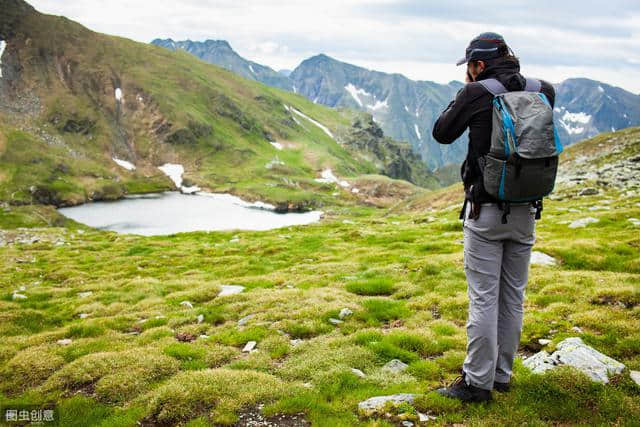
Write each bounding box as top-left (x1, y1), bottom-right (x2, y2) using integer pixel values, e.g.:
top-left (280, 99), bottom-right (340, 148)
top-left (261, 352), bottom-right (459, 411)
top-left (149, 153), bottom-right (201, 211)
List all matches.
top-left (432, 56), bottom-right (555, 203)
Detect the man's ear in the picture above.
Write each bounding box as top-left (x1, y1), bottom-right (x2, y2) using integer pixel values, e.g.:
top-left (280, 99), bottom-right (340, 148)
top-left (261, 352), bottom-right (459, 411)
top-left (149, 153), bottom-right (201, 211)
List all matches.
top-left (477, 60), bottom-right (486, 73)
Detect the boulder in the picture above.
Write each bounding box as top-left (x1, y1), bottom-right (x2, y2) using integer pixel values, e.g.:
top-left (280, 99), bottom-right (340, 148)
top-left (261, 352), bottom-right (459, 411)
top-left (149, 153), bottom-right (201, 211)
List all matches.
top-left (382, 359), bottom-right (409, 374)
top-left (357, 393), bottom-right (418, 416)
top-left (523, 337), bottom-right (625, 383)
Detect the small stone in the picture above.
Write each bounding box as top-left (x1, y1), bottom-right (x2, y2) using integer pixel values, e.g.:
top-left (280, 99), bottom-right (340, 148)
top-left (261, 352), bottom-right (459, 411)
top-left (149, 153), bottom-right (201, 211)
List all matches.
top-left (568, 217), bottom-right (599, 228)
top-left (199, 334), bottom-right (209, 339)
top-left (628, 218), bottom-right (640, 227)
top-left (538, 339), bottom-right (552, 345)
top-left (180, 301), bottom-right (194, 309)
top-left (382, 359), bottom-right (409, 374)
top-left (242, 341), bottom-right (257, 352)
top-left (218, 285), bottom-right (245, 296)
top-left (57, 339), bottom-right (72, 346)
top-left (79, 313), bottom-right (89, 319)
top-left (77, 291), bottom-right (93, 298)
top-left (578, 188), bottom-right (599, 196)
top-left (196, 314), bottom-right (204, 324)
top-left (12, 293), bottom-right (27, 300)
top-left (630, 371), bottom-right (640, 386)
top-left (351, 368), bottom-right (366, 378)
top-left (329, 318), bottom-right (343, 325)
top-left (402, 421), bottom-right (414, 427)
top-left (530, 251), bottom-right (557, 266)
top-left (418, 412), bottom-right (437, 422)
top-left (290, 339), bottom-right (303, 347)
top-left (339, 308), bottom-right (353, 319)
top-left (238, 314), bottom-right (254, 326)
top-left (571, 326), bottom-right (584, 333)
top-left (357, 393), bottom-right (418, 416)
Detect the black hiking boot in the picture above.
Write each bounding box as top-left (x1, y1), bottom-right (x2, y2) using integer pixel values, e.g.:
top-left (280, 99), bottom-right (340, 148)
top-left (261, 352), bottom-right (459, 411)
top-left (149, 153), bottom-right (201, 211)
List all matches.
top-left (493, 380), bottom-right (510, 392)
top-left (435, 370), bottom-right (492, 403)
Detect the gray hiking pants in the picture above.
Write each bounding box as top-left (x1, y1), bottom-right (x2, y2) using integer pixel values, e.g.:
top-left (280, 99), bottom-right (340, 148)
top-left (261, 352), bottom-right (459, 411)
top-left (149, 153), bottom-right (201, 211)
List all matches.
top-left (461, 202), bottom-right (536, 390)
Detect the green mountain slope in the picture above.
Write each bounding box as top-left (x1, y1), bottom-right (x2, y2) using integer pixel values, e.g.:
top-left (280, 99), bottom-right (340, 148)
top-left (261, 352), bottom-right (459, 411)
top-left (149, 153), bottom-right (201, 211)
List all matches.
top-left (0, 0), bottom-right (437, 211)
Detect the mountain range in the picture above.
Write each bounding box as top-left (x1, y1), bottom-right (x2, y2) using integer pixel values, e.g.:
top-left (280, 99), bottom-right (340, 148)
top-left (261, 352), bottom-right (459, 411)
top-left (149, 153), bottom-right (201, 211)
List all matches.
top-left (0, 0), bottom-right (438, 211)
top-left (152, 38), bottom-right (640, 176)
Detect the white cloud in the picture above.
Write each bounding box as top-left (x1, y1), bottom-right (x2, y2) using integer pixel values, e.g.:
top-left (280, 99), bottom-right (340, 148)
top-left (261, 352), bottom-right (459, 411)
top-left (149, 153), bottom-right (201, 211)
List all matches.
top-left (28, 0), bottom-right (640, 93)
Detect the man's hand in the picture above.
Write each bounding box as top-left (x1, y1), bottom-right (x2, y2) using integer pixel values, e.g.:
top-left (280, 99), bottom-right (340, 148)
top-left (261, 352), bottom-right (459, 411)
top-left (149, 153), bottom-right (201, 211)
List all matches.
top-left (465, 70), bottom-right (473, 84)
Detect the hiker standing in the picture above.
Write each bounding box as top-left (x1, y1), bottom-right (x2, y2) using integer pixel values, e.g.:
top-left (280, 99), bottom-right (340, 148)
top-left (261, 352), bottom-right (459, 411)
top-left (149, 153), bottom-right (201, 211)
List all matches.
top-left (431, 32), bottom-right (560, 402)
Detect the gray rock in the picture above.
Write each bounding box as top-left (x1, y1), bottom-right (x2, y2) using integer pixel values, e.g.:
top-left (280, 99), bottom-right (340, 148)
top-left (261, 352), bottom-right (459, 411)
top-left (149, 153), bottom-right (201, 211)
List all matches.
top-left (571, 326), bottom-right (584, 334)
top-left (578, 188), bottom-right (599, 196)
top-left (630, 370), bottom-right (640, 386)
top-left (79, 313), bottom-right (89, 319)
top-left (382, 359), bottom-right (409, 374)
top-left (180, 301), bottom-right (194, 309)
top-left (290, 339), bottom-right (303, 347)
top-left (402, 421), bottom-right (413, 427)
top-left (77, 291), bottom-right (93, 298)
top-left (357, 393), bottom-right (418, 416)
top-left (351, 368), bottom-right (366, 378)
top-left (523, 337), bottom-right (625, 383)
top-left (219, 284), bottom-right (245, 296)
top-left (568, 217), bottom-right (599, 229)
top-left (242, 341), bottom-right (257, 352)
top-left (530, 251), bottom-right (557, 266)
top-left (196, 314), bottom-right (204, 324)
top-left (418, 412), bottom-right (437, 422)
top-left (329, 318), bottom-right (343, 325)
top-left (538, 339), bottom-right (552, 345)
top-left (12, 293), bottom-right (27, 300)
top-left (238, 314), bottom-right (254, 326)
top-left (339, 307), bottom-right (353, 319)
top-left (57, 339), bottom-right (72, 346)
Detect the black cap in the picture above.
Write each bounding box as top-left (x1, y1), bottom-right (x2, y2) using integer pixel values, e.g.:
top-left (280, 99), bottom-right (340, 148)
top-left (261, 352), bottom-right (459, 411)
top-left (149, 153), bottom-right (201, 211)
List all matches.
top-left (456, 32), bottom-right (511, 66)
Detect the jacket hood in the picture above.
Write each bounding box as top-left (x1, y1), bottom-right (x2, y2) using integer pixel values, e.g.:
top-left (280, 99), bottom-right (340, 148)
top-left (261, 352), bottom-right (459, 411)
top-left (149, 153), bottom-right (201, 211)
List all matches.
top-left (475, 56), bottom-right (526, 91)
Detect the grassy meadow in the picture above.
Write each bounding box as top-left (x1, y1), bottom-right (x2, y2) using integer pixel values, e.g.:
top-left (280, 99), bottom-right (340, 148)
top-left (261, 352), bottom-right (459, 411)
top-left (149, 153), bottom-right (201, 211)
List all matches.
top-left (1, 173), bottom-right (639, 425)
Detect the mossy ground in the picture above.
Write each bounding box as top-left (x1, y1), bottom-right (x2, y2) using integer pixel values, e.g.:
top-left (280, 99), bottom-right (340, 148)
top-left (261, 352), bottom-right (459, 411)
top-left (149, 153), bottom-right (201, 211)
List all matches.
top-left (1, 179), bottom-right (639, 426)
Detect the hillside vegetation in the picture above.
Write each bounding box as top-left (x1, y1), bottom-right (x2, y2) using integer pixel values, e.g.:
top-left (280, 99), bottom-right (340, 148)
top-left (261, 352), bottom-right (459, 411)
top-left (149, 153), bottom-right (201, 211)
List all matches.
top-left (0, 0), bottom-right (437, 212)
top-left (1, 116), bottom-right (639, 425)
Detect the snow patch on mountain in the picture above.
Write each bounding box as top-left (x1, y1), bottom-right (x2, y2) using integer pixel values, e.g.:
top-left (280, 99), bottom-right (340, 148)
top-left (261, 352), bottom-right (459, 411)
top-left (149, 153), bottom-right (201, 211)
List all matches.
top-left (158, 163), bottom-right (200, 194)
top-left (0, 40), bottom-right (6, 78)
top-left (598, 85), bottom-right (604, 93)
top-left (344, 83), bottom-right (371, 107)
top-left (159, 163), bottom-right (184, 188)
top-left (292, 85), bottom-right (297, 94)
top-left (285, 104), bottom-right (334, 139)
top-left (414, 124), bottom-right (422, 139)
top-left (562, 111), bottom-right (591, 124)
top-left (314, 168), bottom-right (349, 187)
top-left (404, 105), bottom-right (409, 113)
top-left (115, 88), bottom-right (123, 102)
top-left (558, 111), bottom-right (591, 135)
top-left (112, 157), bottom-right (135, 171)
top-left (249, 64), bottom-right (255, 74)
top-left (367, 98), bottom-right (388, 111)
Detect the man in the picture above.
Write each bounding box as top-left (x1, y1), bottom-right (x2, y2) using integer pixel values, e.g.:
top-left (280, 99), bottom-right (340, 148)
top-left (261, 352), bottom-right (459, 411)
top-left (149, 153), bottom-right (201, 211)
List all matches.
top-left (431, 32), bottom-right (555, 403)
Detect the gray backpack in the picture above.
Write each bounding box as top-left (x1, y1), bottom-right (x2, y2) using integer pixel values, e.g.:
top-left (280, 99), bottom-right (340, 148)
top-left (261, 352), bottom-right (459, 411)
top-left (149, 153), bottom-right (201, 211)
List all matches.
top-left (477, 77), bottom-right (563, 221)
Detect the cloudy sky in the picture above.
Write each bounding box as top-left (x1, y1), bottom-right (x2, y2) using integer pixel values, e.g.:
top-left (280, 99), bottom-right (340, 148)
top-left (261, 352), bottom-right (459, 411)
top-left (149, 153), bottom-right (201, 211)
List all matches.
top-left (29, 0), bottom-right (640, 93)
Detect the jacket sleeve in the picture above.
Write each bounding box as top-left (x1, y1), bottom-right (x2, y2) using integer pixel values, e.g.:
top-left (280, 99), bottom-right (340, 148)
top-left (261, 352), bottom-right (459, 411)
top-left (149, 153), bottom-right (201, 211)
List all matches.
top-left (432, 85), bottom-right (472, 144)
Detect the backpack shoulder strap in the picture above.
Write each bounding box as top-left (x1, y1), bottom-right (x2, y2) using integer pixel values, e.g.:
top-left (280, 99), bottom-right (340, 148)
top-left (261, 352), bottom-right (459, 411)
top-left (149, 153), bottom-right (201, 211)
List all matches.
top-left (524, 77), bottom-right (542, 92)
top-left (477, 78), bottom-right (507, 96)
